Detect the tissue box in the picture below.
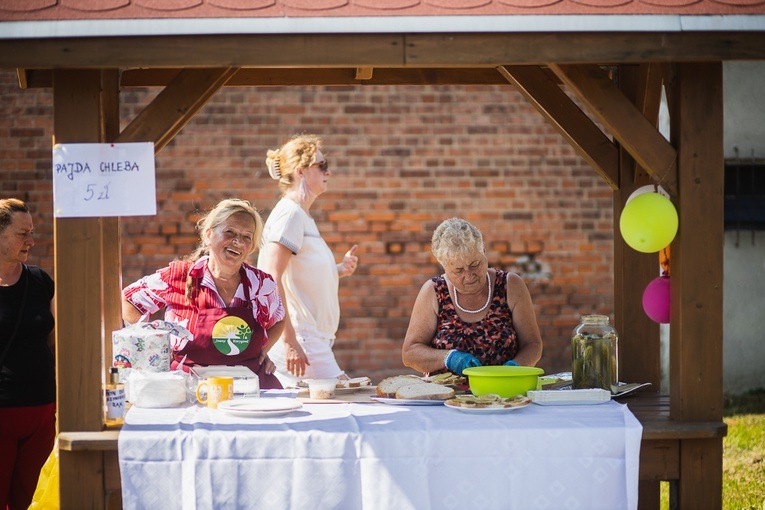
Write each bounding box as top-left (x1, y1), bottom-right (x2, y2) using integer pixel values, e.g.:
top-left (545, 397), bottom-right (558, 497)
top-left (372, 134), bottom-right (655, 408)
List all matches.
top-left (112, 320), bottom-right (191, 372)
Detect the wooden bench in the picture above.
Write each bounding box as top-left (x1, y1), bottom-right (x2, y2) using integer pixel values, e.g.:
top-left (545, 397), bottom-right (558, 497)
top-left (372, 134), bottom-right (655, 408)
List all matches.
top-left (626, 393), bottom-right (727, 473)
top-left (625, 393), bottom-right (727, 510)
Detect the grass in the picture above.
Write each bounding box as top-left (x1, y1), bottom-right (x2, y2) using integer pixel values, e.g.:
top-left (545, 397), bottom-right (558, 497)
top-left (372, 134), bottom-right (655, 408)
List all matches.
top-left (660, 388), bottom-right (765, 510)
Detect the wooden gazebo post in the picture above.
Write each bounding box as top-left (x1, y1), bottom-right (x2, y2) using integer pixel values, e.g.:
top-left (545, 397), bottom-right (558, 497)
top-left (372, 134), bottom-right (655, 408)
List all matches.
top-left (52, 69), bottom-right (123, 509)
top-left (668, 61), bottom-right (725, 508)
top-left (613, 63), bottom-right (664, 506)
top-left (51, 66), bottom-right (238, 508)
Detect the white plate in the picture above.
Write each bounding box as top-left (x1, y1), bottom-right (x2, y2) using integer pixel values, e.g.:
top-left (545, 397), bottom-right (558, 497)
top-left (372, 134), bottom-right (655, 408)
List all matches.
top-left (217, 397), bottom-right (302, 417)
top-left (444, 400), bottom-right (531, 414)
top-left (370, 396), bottom-right (446, 406)
top-left (528, 389), bottom-right (611, 406)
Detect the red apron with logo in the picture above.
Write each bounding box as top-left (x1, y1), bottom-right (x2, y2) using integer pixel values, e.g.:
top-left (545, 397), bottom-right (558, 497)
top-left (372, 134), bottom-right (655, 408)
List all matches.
top-left (171, 284), bottom-right (282, 389)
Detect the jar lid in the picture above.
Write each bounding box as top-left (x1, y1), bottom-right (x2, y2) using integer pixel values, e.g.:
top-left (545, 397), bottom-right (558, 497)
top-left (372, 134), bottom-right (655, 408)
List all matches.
top-left (581, 314), bottom-right (610, 323)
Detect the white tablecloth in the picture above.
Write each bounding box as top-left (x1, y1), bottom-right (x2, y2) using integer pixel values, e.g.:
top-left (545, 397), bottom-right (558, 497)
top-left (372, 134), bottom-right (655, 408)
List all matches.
top-left (119, 397), bottom-right (642, 510)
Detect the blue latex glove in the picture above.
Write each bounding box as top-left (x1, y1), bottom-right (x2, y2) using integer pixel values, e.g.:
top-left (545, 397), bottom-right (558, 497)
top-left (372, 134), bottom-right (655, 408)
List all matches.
top-left (503, 359), bottom-right (519, 367)
top-left (445, 350), bottom-right (482, 375)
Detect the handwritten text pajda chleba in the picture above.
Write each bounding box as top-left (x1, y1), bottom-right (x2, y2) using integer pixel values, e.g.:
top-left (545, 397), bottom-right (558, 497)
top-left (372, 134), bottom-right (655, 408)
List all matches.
top-left (55, 160), bottom-right (140, 181)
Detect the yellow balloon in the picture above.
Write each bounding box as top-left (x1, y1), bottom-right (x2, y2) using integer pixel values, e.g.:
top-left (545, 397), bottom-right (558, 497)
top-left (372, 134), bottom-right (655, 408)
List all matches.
top-left (619, 192), bottom-right (678, 253)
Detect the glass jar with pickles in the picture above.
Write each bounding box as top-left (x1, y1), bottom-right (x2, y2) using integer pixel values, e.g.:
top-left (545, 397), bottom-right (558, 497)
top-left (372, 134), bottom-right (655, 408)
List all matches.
top-left (571, 315), bottom-right (619, 391)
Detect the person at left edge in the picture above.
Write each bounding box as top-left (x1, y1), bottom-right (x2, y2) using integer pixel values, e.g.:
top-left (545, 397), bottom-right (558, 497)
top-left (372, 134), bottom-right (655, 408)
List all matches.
top-left (0, 198), bottom-right (56, 510)
top-left (121, 198), bottom-right (286, 389)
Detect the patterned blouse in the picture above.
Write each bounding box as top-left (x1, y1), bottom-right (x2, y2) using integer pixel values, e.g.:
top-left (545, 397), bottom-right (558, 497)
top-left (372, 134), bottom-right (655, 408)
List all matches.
top-left (123, 256), bottom-right (284, 344)
top-left (431, 269), bottom-right (519, 365)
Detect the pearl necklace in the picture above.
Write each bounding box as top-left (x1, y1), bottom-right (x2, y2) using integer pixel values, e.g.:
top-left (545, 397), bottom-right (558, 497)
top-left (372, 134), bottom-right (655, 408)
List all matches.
top-left (453, 272), bottom-right (492, 314)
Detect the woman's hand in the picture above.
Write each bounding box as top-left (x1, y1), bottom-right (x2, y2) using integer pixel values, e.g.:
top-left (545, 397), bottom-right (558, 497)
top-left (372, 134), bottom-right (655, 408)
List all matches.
top-left (338, 244), bottom-right (359, 278)
top-left (283, 333), bottom-right (310, 377)
top-left (258, 351), bottom-right (277, 375)
top-left (446, 350), bottom-right (482, 375)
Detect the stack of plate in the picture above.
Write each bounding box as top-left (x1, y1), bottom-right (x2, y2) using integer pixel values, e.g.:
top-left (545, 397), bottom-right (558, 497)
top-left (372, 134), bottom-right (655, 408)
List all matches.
top-left (217, 397), bottom-right (302, 417)
top-left (527, 389), bottom-right (611, 406)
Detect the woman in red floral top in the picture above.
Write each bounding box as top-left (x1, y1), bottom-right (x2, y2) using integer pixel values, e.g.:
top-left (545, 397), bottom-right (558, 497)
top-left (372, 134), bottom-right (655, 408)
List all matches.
top-left (402, 218), bottom-right (543, 376)
top-left (122, 199), bottom-right (286, 388)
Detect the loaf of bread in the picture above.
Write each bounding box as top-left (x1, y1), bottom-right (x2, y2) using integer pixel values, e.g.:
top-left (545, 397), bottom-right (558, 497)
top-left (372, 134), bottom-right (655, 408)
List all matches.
top-left (376, 375), bottom-right (422, 397)
top-left (395, 382), bottom-right (455, 401)
top-left (376, 375), bottom-right (455, 400)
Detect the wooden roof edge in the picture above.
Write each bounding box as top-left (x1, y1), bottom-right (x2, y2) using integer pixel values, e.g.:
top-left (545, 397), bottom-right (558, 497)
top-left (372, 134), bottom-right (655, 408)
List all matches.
top-left (3, 31), bottom-right (765, 71)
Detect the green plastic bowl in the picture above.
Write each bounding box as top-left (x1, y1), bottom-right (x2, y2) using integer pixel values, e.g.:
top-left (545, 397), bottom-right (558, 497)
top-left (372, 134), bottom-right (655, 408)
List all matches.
top-left (463, 366), bottom-right (545, 398)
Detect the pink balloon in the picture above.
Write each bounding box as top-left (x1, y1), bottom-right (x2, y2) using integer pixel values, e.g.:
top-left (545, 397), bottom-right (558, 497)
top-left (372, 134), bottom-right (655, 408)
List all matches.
top-left (642, 275), bottom-right (670, 324)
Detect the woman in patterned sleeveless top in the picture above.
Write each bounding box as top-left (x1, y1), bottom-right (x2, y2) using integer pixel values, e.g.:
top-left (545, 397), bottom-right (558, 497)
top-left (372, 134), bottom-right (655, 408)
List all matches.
top-left (402, 218), bottom-right (543, 376)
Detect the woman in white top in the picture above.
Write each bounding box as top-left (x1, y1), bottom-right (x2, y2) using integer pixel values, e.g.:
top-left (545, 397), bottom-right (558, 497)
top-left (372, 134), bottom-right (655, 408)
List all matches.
top-left (258, 134), bottom-right (359, 387)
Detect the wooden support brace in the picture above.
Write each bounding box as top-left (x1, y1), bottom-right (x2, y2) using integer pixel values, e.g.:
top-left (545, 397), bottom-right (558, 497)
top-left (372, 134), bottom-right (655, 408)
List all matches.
top-left (549, 63), bottom-right (678, 195)
top-left (117, 67), bottom-right (239, 153)
top-left (498, 65), bottom-right (619, 189)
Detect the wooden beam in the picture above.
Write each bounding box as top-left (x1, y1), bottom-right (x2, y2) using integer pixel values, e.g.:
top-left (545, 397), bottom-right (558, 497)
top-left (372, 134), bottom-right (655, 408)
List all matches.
top-left (633, 63), bottom-right (666, 186)
top-left (668, 60), bottom-right (724, 510)
top-left (58, 431), bottom-right (120, 452)
top-left (59, 451), bottom-right (105, 509)
top-left (549, 63), bottom-right (678, 195)
top-left (613, 65), bottom-right (662, 392)
top-left (23, 67), bottom-right (525, 88)
top-left (404, 32), bottom-right (765, 66)
top-left (53, 68), bottom-right (107, 510)
top-left (2, 33), bottom-right (765, 70)
top-left (669, 62), bottom-right (724, 422)
top-left (116, 67), bottom-right (238, 154)
top-left (15, 68), bottom-right (28, 88)
top-left (498, 65), bottom-right (619, 189)
top-left (100, 69), bottom-right (122, 382)
top-left (0, 34), bottom-right (406, 68)
top-left (52, 70), bottom-right (105, 432)
top-left (634, 63), bottom-right (664, 135)
top-left (355, 67), bottom-right (374, 80)
top-left (678, 438), bottom-right (723, 509)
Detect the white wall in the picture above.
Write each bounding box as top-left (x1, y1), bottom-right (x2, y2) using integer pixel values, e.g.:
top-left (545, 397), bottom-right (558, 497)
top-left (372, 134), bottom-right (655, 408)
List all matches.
top-left (721, 62), bottom-right (765, 394)
top-left (724, 61), bottom-right (765, 160)
top-left (723, 231), bottom-right (765, 393)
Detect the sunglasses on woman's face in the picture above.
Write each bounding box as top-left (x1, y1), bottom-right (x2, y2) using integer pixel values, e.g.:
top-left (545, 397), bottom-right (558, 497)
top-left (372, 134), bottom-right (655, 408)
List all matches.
top-left (313, 160), bottom-right (329, 174)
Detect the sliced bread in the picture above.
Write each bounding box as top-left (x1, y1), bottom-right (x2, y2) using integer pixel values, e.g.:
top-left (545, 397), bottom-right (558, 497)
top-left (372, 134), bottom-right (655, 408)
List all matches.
top-left (347, 376), bottom-right (372, 388)
top-left (395, 382), bottom-right (455, 401)
top-left (376, 375), bottom-right (421, 397)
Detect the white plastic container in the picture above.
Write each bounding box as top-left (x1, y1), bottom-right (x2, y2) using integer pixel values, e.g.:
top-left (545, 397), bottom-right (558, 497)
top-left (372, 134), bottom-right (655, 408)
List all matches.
top-left (307, 379), bottom-right (338, 399)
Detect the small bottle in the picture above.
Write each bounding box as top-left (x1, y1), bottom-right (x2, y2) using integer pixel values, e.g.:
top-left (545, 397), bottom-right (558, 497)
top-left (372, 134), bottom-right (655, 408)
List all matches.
top-left (104, 367), bottom-right (125, 427)
top-left (571, 315), bottom-right (619, 391)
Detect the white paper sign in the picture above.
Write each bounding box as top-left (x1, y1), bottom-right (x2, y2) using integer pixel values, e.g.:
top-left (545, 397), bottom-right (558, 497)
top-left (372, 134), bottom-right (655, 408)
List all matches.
top-left (52, 142), bottom-right (156, 218)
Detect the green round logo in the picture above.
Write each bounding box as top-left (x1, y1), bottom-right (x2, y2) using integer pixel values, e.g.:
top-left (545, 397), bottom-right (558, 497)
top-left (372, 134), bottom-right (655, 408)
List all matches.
top-left (211, 316), bottom-right (252, 356)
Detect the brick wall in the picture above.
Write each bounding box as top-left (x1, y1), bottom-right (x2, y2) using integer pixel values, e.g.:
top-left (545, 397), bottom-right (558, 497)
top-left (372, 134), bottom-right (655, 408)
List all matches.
top-left (0, 71), bottom-right (616, 382)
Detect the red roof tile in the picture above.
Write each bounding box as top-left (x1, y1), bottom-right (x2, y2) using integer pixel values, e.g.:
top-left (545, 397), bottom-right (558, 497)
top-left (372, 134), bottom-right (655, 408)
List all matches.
top-left (1, 0), bottom-right (765, 21)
